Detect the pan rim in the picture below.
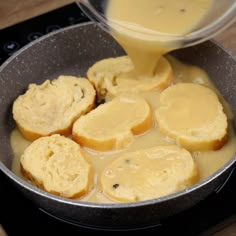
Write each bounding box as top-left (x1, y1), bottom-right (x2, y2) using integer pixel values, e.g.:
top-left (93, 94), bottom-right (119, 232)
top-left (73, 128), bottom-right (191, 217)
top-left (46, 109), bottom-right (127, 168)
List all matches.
top-left (0, 21), bottom-right (236, 209)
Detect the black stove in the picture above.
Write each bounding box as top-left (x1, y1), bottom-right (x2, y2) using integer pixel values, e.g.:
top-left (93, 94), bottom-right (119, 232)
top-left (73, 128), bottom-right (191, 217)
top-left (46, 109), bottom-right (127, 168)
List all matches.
top-left (0, 3), bottom-right (236, 235)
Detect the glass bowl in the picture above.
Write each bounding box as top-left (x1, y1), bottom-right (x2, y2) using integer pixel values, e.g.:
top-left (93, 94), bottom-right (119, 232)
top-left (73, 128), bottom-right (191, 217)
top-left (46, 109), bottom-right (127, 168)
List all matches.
top-left (77, 0), bottom-right (236, 48)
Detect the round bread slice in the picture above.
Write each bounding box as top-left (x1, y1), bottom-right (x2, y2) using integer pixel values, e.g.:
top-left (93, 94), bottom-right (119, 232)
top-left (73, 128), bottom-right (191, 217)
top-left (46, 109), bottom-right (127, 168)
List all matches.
top-left (155, 83), bottom-right (228, 151)
top-left (72, 94), bottom-right (152, 151)
top-left (100, 145), bottom-right (199, 202)
top-left (87, 55), bottom-right (173, 100)
top-left (20, 134), bottom-right (92, 198)
top-left (13, 75), bottom-right (96, 141)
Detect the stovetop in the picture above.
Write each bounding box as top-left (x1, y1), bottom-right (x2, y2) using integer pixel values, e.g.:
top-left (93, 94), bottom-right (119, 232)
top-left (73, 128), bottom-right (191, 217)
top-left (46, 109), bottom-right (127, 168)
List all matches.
top-left (1, 3), bottom-right (236, 235)
top-left (0, 3), bottom-right (88, 64)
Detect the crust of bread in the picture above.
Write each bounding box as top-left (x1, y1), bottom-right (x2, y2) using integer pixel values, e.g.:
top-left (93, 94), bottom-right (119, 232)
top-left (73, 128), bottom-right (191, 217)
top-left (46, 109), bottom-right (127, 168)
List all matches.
top-left (87, 56), bottom-right (173, 100)
top-left (100, 145), bottom-right (199, 202)
top-left (155, 83), bottom-right (228, 151)
top-left (13, 75), bottom-right (96, 141)
top-left (20, 134), bottom-right (93, 198)
top-left (72, 94), bottom-right (152, 151)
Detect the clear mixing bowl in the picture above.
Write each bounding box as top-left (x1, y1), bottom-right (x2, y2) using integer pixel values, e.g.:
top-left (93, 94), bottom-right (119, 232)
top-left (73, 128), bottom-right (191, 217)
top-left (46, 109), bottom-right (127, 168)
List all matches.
top-left (77, 0), bottom-right (236, 48)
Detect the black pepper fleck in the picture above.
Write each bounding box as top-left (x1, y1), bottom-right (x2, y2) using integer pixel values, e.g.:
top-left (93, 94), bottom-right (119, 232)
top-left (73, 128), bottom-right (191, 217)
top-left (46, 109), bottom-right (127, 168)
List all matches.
top-left (112, 184), bottom-right (120, 189)
top-left (96, 98), bottom-right (106, 106)
top-left (180, 8), bottom-right (186, 13)
top-left (125, 159), bottom-right (130, 163)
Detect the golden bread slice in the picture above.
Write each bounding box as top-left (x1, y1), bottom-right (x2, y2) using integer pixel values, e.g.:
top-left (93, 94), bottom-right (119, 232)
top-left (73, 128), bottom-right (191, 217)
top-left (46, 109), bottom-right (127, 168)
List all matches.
top-left (20, 134), bottom-right (92, 199)
top-left (87, 56), bottom-right (173, 100)
top-left (155, 83), bottom-right (228, 151)
top-left (100, 145), bottom-right (199, 202)
top-left (72, 94), bottom-right (152, 151)
top-left (13, 75), bottom-right (96, 141)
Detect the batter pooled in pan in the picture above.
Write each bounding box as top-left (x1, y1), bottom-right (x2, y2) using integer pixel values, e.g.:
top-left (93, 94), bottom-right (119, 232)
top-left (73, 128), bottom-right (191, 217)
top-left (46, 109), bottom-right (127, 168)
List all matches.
top-left (10, 56), bottom-right (236, 203)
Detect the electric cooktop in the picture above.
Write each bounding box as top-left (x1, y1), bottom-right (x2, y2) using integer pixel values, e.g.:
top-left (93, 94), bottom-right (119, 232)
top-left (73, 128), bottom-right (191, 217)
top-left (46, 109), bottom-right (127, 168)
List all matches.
top-left (0, 3), bottom-right (236, 235)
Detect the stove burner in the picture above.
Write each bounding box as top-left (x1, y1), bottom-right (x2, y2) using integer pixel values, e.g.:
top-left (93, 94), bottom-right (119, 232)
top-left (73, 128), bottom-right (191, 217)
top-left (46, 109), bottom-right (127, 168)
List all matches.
top-left (39, 208), bottom-right (162, 231)
top-left (215, 167), bottom-right (235, 194)
top-left (0, 3), bottom-right (88, 65)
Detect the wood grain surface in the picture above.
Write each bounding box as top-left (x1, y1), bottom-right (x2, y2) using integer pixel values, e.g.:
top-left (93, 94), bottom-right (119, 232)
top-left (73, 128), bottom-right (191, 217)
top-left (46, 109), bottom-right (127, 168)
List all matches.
top-left (0, 1), bottom-right (236, 235)
top-left (0, 0), bottom-right (74, 29)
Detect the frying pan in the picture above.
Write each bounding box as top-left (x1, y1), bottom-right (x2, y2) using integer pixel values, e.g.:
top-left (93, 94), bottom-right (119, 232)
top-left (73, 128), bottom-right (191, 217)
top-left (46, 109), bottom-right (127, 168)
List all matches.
top-left (0, 22), bottom-right (236, 230)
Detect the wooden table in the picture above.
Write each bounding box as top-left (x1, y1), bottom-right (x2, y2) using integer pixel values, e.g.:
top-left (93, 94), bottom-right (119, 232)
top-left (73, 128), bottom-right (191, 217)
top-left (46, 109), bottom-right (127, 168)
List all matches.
top-left (0, 1), bottom-right (236, 235)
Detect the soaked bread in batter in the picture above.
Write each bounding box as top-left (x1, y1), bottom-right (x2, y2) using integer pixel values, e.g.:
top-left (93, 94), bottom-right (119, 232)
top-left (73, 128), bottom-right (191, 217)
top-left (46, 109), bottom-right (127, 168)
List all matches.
top-left (100, 145), bottom-right (198, 202)
top-left (12, 75), bottom-right (95, 141)
top-left (87, 56), bottom-right (173, 100)
top-left (72, 94), bottom-right (152, 151)
top-left (20, 134), bottom-right (93, 199)
top-left (155, 83), bottom-right (228, 151)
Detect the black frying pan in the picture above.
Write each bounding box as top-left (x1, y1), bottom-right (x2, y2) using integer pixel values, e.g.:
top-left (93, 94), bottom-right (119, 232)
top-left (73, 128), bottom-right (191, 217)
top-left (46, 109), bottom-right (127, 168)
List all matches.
top-left (0, 22), bottom-right (236, 230)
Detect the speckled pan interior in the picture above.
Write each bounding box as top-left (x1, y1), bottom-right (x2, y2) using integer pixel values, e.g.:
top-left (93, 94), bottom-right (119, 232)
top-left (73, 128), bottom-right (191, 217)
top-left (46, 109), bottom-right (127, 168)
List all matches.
top-left (0, 22), bottom-right (236, 229)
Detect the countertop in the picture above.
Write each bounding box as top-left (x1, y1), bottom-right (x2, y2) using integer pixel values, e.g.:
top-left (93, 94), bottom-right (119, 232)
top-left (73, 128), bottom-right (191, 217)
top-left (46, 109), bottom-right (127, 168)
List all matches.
top-left (0, 1), bottom-right (236, 235)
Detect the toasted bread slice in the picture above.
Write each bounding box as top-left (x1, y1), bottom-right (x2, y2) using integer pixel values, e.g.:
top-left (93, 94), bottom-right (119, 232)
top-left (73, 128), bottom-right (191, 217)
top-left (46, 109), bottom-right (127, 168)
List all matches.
top-left (72, 94), bottom-right (152, 151)
top-left (100, 145), bottom-right (199, 202)
top-left (155, 83), bottom-right (228, 151)
top-left (20, 134), bottom-right (92, 199)
top-left (87, 56), bottom-right (173, 100)
top-left (13, 75), bottom-right (96, 141)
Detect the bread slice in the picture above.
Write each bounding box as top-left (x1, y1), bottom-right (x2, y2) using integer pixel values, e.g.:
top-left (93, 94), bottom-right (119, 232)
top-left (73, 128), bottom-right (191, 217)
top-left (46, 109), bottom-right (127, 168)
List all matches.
top-left (100, 145), bottom-right (199, 202)
top-left (155, 83), bottom-right (228, 151)
top-left (13, 75), bottom-right (96, 141)
top-left (20, 134), bottom-right (92, 199)
top-left (87, 56), bottom-right (173, 100)
top-left (72, 94), bottom-right (152, 151)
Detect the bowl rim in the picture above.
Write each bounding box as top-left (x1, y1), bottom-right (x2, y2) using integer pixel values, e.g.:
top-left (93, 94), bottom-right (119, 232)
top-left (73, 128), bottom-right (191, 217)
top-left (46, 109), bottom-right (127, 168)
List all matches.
top-left (78, 0), bottom-right (236, 48)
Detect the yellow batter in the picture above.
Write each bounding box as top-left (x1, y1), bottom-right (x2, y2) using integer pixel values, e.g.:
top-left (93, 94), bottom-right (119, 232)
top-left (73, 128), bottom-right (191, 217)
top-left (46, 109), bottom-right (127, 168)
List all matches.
top-left (107, 0), bottom-right (213, 76)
